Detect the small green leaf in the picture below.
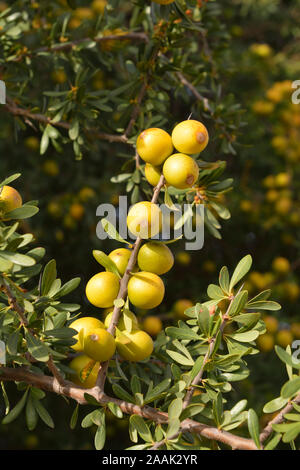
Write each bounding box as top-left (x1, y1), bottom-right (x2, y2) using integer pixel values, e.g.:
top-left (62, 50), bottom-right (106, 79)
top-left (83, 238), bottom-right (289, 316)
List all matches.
top-left (70, 404), bottom-right (79, 430)
top-left (93, 250), bottom-right (121, 278)
top-left (33, 399), bottom-right (54, 428)
top-left (41, 260), bottom-right (57, 296)
top-left (281, 378), bottom-right (300, 399)
top-left (2, 389), bottom-right (29, 424)
top-left (26, 393), bottom-right (38, 431)
top-left (25, 332), bottom-right (49, 362)
top-left (229, 255), bottom-right (252, 292)
top-left (129, 415), bottom-right (152, 443)
top-left (263, 397), bottom-right (288, 414)
top-left (168, 398), bottom-right (183, 421)
top-left (247, 409), bottom-right (261, 449)
top-left (5, 205), bottom-right (39, 220)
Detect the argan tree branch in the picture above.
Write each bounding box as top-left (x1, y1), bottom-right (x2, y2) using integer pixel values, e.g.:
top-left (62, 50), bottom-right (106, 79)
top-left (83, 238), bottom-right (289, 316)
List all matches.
top-left (95, 174), bottom-right (166, 391)
top-left (259, 392), bottom-right (300, 444)
top-left (0, 279), bottom-right (28, 327)
top-left (0, 365), bottom-right (257, 450)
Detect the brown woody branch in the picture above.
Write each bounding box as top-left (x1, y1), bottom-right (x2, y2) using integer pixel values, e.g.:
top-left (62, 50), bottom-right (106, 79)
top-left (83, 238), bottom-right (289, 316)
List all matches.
top-left (259, 392), bottom-right (300, 445)
top-left (176, 72), bottom-right (212, 113)
top-left (0, 365), bottom-right (257, 450)
top-left (95, 174), bottom-right (166, 391)
top-left (0, 279), bottom-right (28, 327)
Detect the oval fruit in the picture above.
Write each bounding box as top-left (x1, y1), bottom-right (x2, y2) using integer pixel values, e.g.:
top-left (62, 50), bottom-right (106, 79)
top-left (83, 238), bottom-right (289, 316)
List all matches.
top-left (69, 354), bottom-right (100, 388)
top-left (142, 316), bottom-right (163, 336)
top-left (136, 128), bottom-right (173, 166)
top-left (83, 328), bottom-right (116, 362)
top-left (86, 271), bottom-right (120, 308)
top-left (138, 241), bottom-right (174, 275)
top-left (0, 186), bottom-right (22, 213)
top-left (172, 120), bottom-right (209, 154)
top-left (108, 248), bottom-right (132, 276)
top-left (173, 299), bottom-right (193, 319)
top-left (163, 153), bottom-right (199, 189)
top-left (116, 330), bottom-right (153, 362)
top-left (128, 271), bottom-right (165, 309)
top-left (69, 316), bottom-right (105, 351)
top-left (127, 201), bottom-right (162, 239)
top-left (144, 163), bottom-right (162, 187)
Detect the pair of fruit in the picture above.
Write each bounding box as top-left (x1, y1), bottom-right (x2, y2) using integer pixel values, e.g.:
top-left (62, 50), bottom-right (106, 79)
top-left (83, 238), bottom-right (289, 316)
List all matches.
top-left (85, 269), bottom-right (165, 310)
top-left (137, 120), bottom-right (209, 189)
top-left (104, 310), bottom-right (154, 361)
top-left (86, 242), bottom-right (173, 310)
top-left (0, 185), bottom-right (22, 215)
top-left (68, 315), bottom-right (154, 386)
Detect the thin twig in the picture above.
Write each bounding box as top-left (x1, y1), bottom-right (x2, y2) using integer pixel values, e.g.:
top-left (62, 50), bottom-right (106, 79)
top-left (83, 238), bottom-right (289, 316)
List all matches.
top-left (0, 279), bottom-right (28, 327)
top-left (176, 71), bottom-right (212, 113)
top-left (95, 175), bottom-right (166, 392)
top-left (47, 356), bottom-right (65, 386)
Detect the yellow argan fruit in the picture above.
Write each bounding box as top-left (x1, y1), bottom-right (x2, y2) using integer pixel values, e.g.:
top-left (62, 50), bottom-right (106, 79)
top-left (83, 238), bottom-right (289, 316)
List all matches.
top-left (144, 163), bottom-right (162, 187)
top-left (291, 323), bottom-right (300, 339)
top-left (91, 0), bottom-right (107, 13)
top-left (116, 330), bottom-right (153, 362)
top-left (175, 251), bottom-right (191, 266)
top-left (275, 198), bottom-right (292, 215)
top-left (137, 241), bottom-right (174, 275)
top-left (83, 328), bottom-right (116, 362)
top-left (264, 316), bottom-right (279, 334)
top-left (128, 272), bottom-right (165, 309)
top-left (42, 159), bottom-right (59, 176)
top-left (78, 187), bottom-right (96, 201)
top-left (127, 201), bottom-right (162, 239)
top-left (142, 316), bottom-right (163, 336)
top-left (256, 333), bottom-right (274, 352)
top-left (272, 257), bottom-right (290, 275)
top-left (163, 153), bottom-right (199, 189)
top-left (51, 69), bottom-right (67, 84)
top-left (69, 316), bottom-right (105, 351)
top-left (276, 330), bottom-right (293, 348)
top-left (25, 136), bottom-right (40, 151)
top-left (108, 248), bottom-right (132, 276)
top-left (172, 120), bottom-right (209, 154)
top-left (69, 354), bottom-right (100, 388)
top-left (69, 203), bottom-right (85, 221)
top-left (275, 172), bottom-right (290, 188)
top-left (104, 310), bottom-right (139, 331)
top-left (86, 272), bottom-right (120, 308)
top-left (136, 128), bottom-right (173, 166)
top-left (0, 186), bottom-right (22, 214)
top-left (173, 299), bottom-right (193, 319)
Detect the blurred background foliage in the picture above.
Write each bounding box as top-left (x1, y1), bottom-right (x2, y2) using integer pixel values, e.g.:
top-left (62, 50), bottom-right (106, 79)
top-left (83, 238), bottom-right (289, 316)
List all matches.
top-left (0, 0), bottom-right (299, 449)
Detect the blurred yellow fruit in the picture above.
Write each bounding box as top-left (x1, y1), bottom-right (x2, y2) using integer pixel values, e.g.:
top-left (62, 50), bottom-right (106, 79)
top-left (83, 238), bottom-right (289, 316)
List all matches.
top-left (284, 282), bottom-right (300, 302)
top-left (138, 241), bottom-right (174, 275)
top-left (127, 201), bottom-right (162, 239)
top-left (272, 257), bottom-right (290, 275)
top-left (256, 333), bottom-right (274, 352)
top-left (163, 153), bottom-right (199, 189)
top-left (51, 69), bottom-right (67, 84)
top-left (264, 316), bottom-right (279, 334)
top-left (128, 272), bottom-right (165, 309)
top-left (142, 316), bottom-right (163, 336)
top-left (0, 186), bottom-right (22, 214)
top-left (252, 101), bottom-right (274, 115)
top-left (276, 329), bottom-right (293, 348)
top-left (275, 197), bottom-right (292, 214)
top-left (86, 272), bottom-right (120, 308)
top-left (275, 172), bottom-right (290, 187)
top-left (173, 299), bottom-right (193, 319)
top-left (78, 187), bottom-right (96, 201)
top-left (136, 128), bottom-right (173, 166)
top-left (172, 120), bottom-right (209, 154)
top-left (69, 203), bottom-right (85, 221)
top-left (176, 251), bottom-right (191, 266)
top-left (250, 43), bottom-right (272, 58)
top-left (47, 201), bottom-right (62, 218)
top-left (25, 136), bottom-right (39, 151)
top-left (69, 316), bottom-right (105, 351)
top-left (74, 7), bottom-right (94, 19)
top-left (240, 200), bottom-right (253, 212)
top-left (263, 175), bottom-right (275, 188)
top-left (116, 330), bottom-right (153, 362)
top-left (42, 159), bottom-right (59, 176)
top-left (24, 434), bottom-right (39, 449)
top-left (202, 260), bottom-right (216, 273)
top-left (83, 328), bottom-right (116, 362)
top-left (291, 323), bottom-right (300, 339)
top-left (69, 354), bottom-right (100, 388)
top-left (144, 163), bottom-right (162, 187)
top-left (91, 0), bottom-right (107, 13)
top-left (265, 189), bottom-right (278, 203)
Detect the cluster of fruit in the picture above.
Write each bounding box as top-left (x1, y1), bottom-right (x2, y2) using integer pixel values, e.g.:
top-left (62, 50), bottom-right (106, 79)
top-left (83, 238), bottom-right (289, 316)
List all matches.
top-left (137, 119), bottom-right (208, 190)
top-left (69, 120), bottom-right (209, 384)
top-left (256, 315), bottom-right (300, 353)
top-left (68, 314), bottom-right (154, 388)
